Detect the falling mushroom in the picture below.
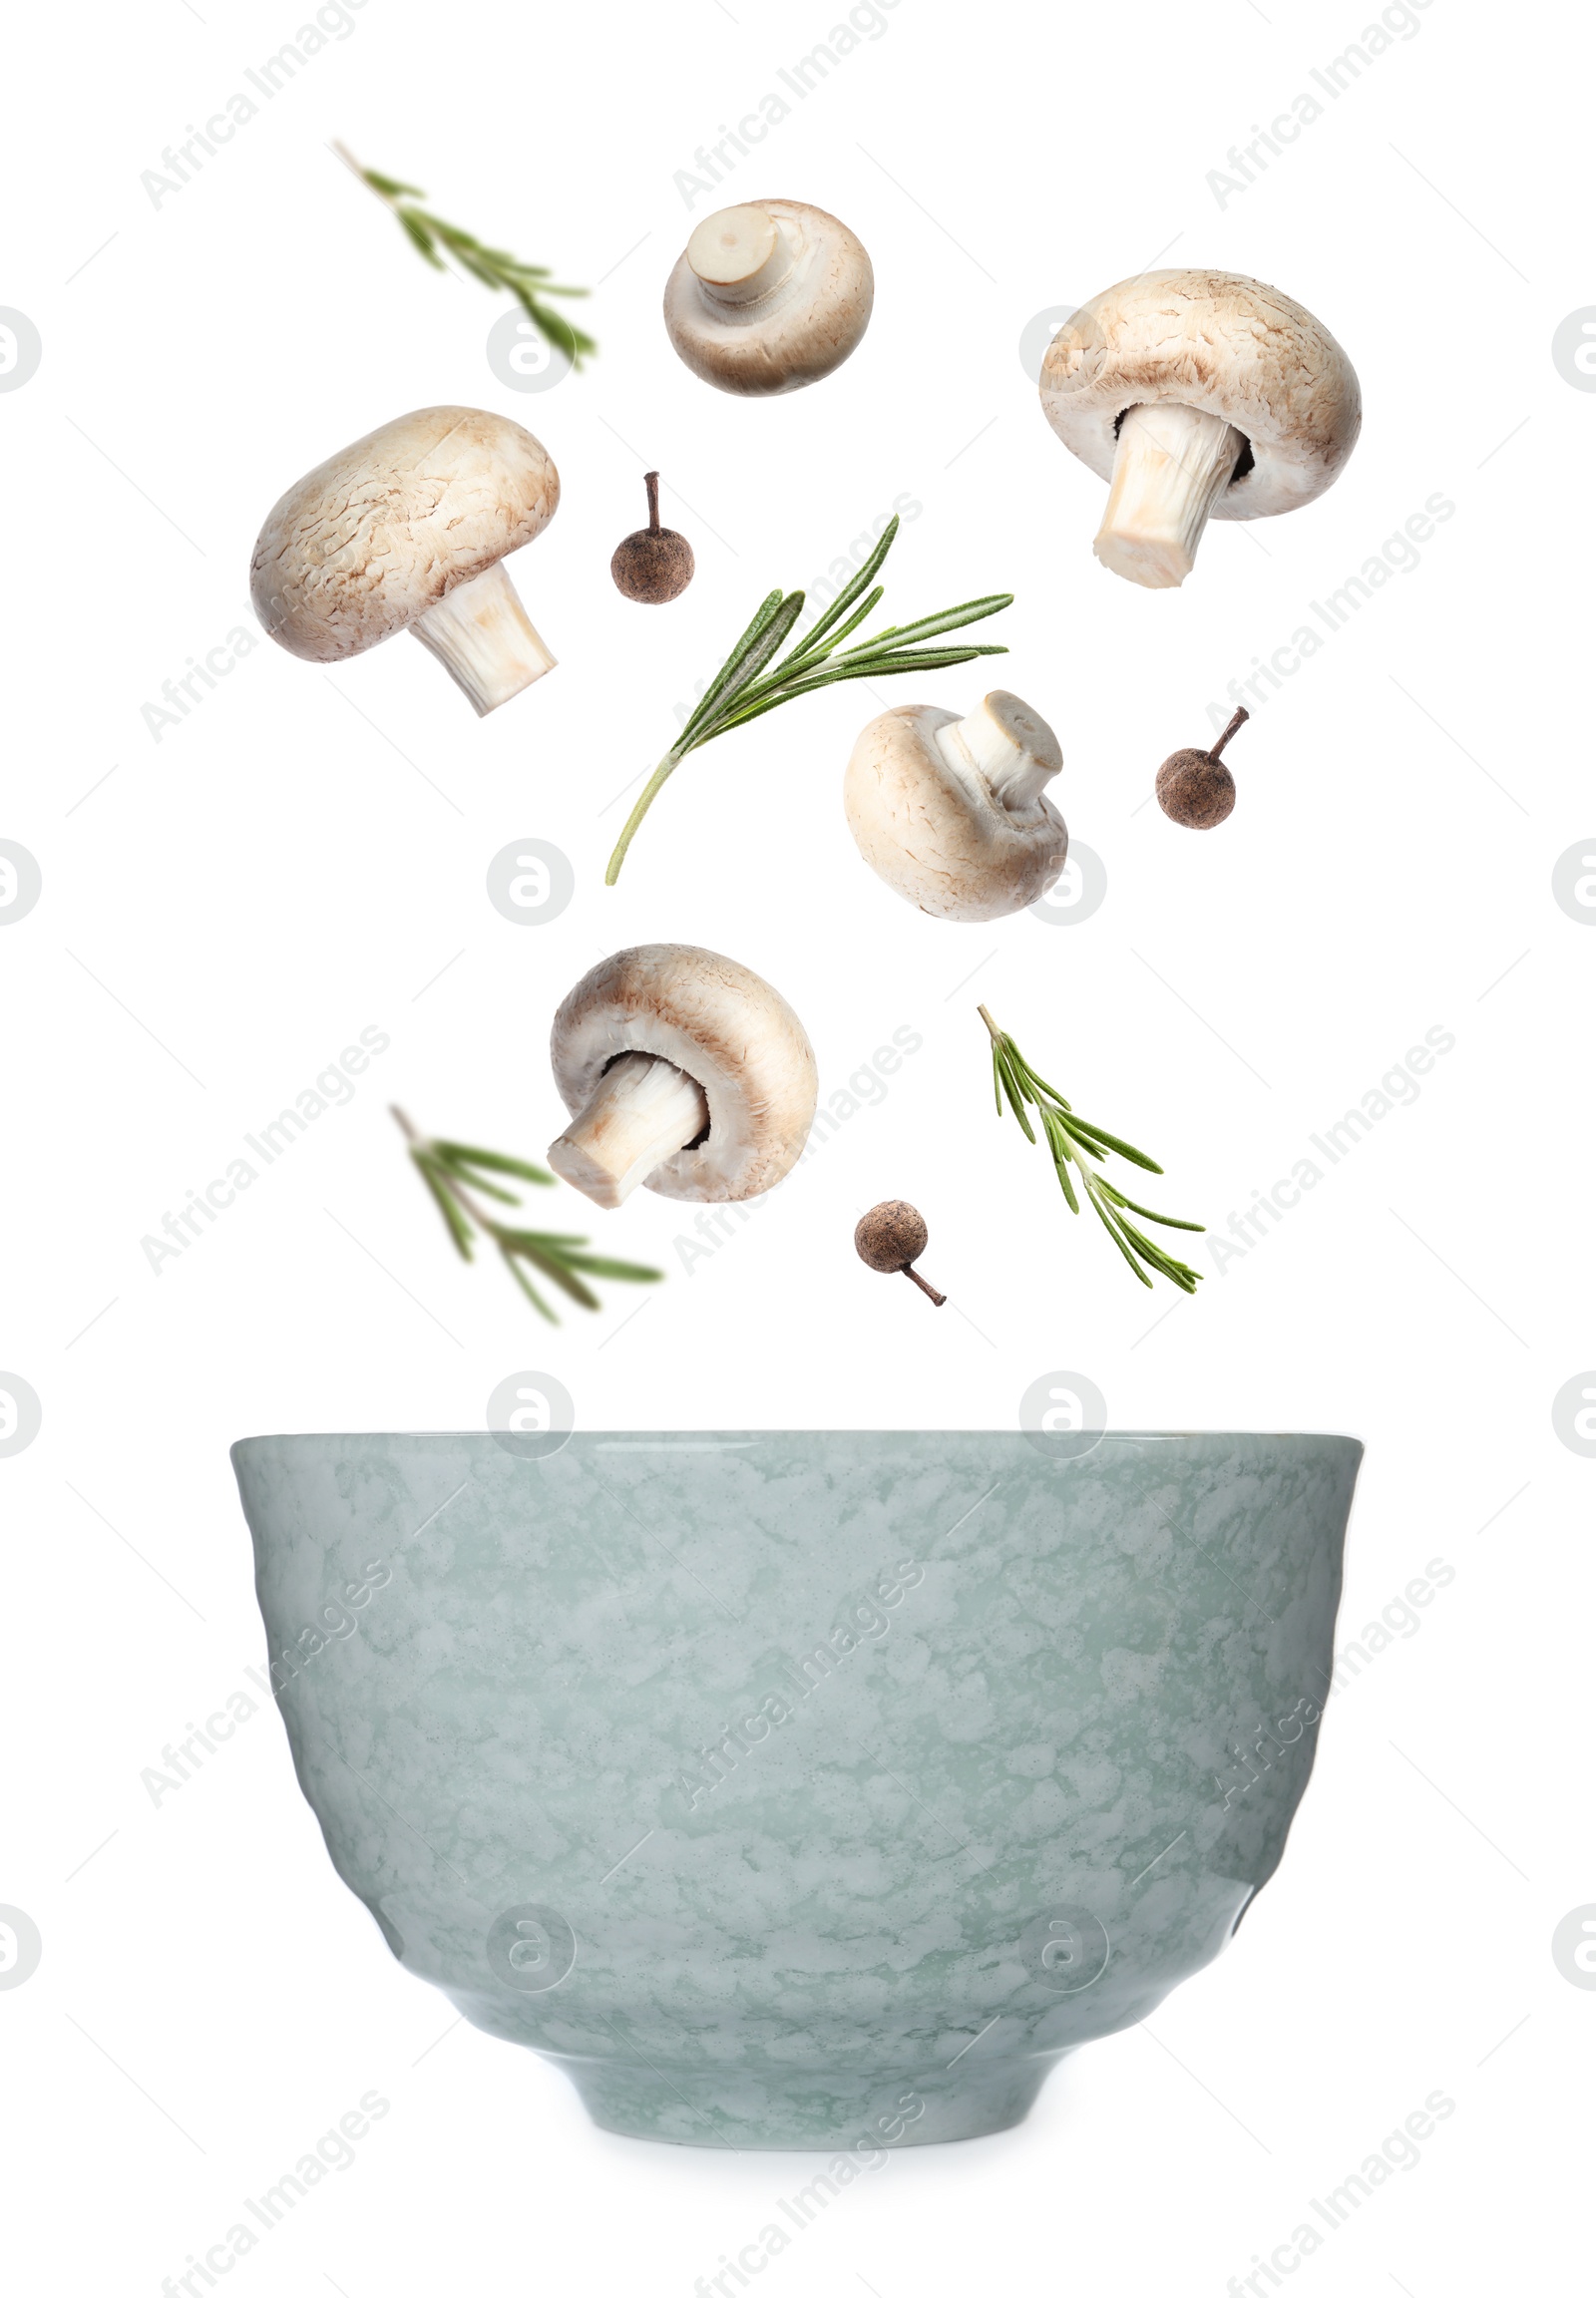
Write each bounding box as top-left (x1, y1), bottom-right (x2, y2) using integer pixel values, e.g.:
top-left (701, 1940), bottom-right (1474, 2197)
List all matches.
top-left (610, 472), bottom-right (694, 603)
top-left (855, 1201), bottom-right (946, 1307)
top-left (547, 945), bottom-right (817, 1209)
top-left (1156, 706), bottom-right (1249, 829)
top-left (844, 691), bottom-right (1067, 921)
top-left (663, 199), bottom-right (873, 395)
top-left (1038, 271), bottom-right (1361, 589)
top-left (249, 406), bottom-right (561, 715)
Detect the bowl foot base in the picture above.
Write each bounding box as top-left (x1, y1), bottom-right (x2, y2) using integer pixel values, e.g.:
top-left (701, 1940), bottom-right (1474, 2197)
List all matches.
top-left (550, 2050), bottom-right (1063, 2150)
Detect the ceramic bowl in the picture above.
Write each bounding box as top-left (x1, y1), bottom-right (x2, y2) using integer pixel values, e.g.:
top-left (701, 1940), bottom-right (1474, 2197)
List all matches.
top-left (230, 1430), bottom-right (1361, 2149)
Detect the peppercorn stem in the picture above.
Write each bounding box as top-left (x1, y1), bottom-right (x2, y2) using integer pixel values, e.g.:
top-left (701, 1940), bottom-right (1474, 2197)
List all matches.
top-left (644, 470), bottom-right (661, 536)
top-left (1209, 706), bottom-right (1249, 764)
top-left (903, 1265), bottom-right (947, 1307)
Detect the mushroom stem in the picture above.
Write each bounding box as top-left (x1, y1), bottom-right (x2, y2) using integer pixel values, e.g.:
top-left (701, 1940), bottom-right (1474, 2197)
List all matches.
top-left (1093, 404), bottom-right (1247, 590)
top-left (686, 204), bottom-right (796, 305)
top-left (940, 691), bottom-right (1061, 811)
top-left (547, 1051), bottom-right (709, 1210)
top-left (902, 1265), bottom-right (947, 1308)
top-left (409, 560), bottom-right (557, 716)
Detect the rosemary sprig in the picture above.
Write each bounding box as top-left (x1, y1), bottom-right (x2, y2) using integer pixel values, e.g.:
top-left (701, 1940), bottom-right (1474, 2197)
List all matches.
top-left (333, 144), bottom-right (596, 368)
top-left (392, 1107), bottom-right (660, 1322)
top-left (604, 516), bottom-right (1012, 882)
top-left (978, 1008), bottom-right (1205, 1295)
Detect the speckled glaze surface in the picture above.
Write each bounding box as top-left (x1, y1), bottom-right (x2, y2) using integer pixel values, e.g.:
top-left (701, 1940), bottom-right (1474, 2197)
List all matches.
top-left (230, 1431), bottom-right (1361, 2149)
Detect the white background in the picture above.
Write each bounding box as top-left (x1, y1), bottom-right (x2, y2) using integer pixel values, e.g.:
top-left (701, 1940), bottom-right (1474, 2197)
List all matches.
top-left (1, 0), bottom-right (1590, 2289)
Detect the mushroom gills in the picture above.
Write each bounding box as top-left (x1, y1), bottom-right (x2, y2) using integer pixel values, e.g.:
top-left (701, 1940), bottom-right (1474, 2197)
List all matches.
top-left (935, 690), bottom-right (1062, 809)
top-left (547, 1052), bottom-right (710, 1210)
top-left (1094, 404), bottom-right (1248, 590)
top-left (686, 204), bottom-right (797, 305)
top-left (408, 560), bottom-right (558, 716)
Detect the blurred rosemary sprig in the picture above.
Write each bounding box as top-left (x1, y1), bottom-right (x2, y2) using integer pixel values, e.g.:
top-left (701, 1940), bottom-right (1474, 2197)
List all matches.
top-left (392, 1108), bottom-right (659, 1322)
top-left (979, 1008), bottom-right (1205, 1295)
top-left (604, 514), bottom-right (1011, 882)
top-left (334, 144), bottom-right (596, 368)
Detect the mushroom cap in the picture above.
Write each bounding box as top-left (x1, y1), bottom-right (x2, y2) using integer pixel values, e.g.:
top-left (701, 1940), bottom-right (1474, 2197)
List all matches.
top-left (1038, 270), bottom-right (1361, 520)
top-left (550, 945), bottom-right (818, 1204)
top-left (844, 698), bottom-right (1069, 923)
top-left (249, 406), bottom-right (560, 661)
top-left (663, 199), bottom-right (873, 396)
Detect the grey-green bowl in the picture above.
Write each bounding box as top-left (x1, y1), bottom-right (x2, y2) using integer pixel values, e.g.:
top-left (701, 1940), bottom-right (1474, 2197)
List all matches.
top-left (230, 1430), bottom-right (1361, 2149)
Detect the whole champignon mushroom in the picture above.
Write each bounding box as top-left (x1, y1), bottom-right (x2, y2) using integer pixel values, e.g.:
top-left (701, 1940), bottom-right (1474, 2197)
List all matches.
top-left (1038, 270), bottom-right (1361, 589)
top-left (547, 945), bottom-right (817, 1209)
top-left (663, 199), bottom-right (873, 396)
top-left (250, 406), bottom-right (560, 715)
top-left (844, 691), bottom-right (1067, 922)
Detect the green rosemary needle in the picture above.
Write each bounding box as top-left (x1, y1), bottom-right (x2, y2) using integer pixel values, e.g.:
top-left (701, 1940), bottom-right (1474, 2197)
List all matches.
top-left (392, 1107), bottom-right (660, 1322)
top-left (978, 1007), bottom-right (1206, 1295)
top-left (334, 144), bottom-right (596, 368)
top-left (604, 515), bottom-right (1011, 883)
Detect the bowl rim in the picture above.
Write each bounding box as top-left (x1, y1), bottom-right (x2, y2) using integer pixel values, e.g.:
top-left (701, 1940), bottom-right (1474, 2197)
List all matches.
top-left (232, 1427), bottom-right (1366, 1452)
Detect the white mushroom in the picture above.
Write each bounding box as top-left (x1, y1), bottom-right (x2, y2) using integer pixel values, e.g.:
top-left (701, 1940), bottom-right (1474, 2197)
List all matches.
top-left (844, 692), bottom-right (1067, 923)
top-left (249, 406), bottom-right (561, 714)
top-left (663, 199), bottom-right (873, 395)
top-left (1038, 270), bottom-right (1361, 589)
top-left (548, 945), bottom-right (817, 1209)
